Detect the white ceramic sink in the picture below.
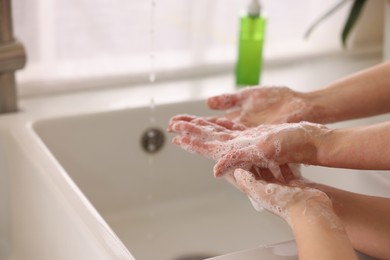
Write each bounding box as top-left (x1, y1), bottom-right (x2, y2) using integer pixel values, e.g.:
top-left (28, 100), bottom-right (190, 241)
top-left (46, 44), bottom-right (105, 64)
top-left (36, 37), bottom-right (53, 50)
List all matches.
top-left (0, 129), bottom-right (12, 260)
top-left (32, 99), bottom-right (390, 260)
top-left (33, 100), bottom-right (294, 260)
top-left (0, 123), bottom-right (131, 260)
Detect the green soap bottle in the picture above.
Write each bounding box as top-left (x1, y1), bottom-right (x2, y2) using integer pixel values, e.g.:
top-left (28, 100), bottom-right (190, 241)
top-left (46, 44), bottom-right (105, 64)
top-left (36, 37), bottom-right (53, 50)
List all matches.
top-left (235, 0), bottom-right (266, 87)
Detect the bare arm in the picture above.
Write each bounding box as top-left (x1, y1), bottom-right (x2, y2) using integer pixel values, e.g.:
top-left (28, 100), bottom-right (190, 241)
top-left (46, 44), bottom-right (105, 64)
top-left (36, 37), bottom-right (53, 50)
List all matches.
top-left (168, 117), bottom-right (390, 175)
top-left (310, 183), bottom-right (390, 259)
top-left (234, 167), bottom-right (390, 259)
top-left (316, 121), bottom-right (390, 170)
top-left (233, 168), bottom-right (357, 260)
top-left (206, 61), bottom-right (390, 126)
top-left (289, 198), bottom-right (357, 260)
top-left (307, 61), bottom-right (390, 123)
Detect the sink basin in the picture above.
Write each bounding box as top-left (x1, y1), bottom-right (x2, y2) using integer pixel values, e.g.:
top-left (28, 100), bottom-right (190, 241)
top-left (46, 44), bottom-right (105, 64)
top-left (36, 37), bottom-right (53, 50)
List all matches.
top-left (32, 99), bottom-right (390, 260)
top-left (33, 100), bottom-right (294, 259)
top-left (0, 124), bottom-right (131, 260)
top-left (0, 129), bottom-right (12, 259)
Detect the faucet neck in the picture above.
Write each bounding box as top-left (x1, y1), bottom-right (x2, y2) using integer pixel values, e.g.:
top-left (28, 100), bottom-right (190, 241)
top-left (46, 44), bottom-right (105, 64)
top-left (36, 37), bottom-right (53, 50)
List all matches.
top-left (0, 0), bottom-right (26, 114)
top-left (0, 0), bottom-right (13, 42)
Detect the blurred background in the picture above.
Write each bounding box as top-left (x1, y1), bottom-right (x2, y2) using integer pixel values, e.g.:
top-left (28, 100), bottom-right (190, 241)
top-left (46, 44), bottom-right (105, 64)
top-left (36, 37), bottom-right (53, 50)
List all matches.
top-left (12, 0), bottom-right (386, 96)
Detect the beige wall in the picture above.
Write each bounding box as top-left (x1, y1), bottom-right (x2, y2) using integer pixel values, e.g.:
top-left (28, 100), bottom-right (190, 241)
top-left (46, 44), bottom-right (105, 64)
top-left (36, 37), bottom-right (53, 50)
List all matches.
top-left (349, 0), bottom-right (385, 50)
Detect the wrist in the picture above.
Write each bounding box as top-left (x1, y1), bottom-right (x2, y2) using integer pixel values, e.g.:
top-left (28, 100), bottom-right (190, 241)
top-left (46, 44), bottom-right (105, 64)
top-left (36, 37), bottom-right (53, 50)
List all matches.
top-left (298, 122), bottom-right (333, 166)
top-left (288, 196), bottom-right (343, 230)
top-left (280, 186), bottom-right (334, 223)
top-left (302, 90), bottom-right (328, 123)
top-left (302, 90), bottom-right (336, 124)
top-left (314, 127), bottom-right (342, 167)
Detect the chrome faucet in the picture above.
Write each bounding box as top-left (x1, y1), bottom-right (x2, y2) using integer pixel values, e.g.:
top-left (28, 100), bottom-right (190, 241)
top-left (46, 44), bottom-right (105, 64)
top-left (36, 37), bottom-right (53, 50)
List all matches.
top-left (0, 0), bottom-right (26, 113)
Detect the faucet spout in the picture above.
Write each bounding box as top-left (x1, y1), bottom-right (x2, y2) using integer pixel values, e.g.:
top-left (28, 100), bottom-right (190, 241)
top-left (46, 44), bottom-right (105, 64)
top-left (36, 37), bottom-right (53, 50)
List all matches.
top-left (0, 0), bottom-right (26, 113)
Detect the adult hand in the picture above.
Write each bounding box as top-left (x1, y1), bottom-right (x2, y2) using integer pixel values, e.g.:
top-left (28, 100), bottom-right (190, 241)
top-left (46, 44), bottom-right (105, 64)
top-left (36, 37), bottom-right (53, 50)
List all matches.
top-left (168, 116), bottom-right (329, 178)
top-left (207, 86), bottom-right (314, 127)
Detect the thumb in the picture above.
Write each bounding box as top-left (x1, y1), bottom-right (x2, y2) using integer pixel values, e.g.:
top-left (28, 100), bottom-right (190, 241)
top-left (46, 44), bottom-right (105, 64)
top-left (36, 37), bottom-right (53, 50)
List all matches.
top-left (233, 168), bottom-right (260, 194)
top-left (234, 169), bottom-right (267, 212)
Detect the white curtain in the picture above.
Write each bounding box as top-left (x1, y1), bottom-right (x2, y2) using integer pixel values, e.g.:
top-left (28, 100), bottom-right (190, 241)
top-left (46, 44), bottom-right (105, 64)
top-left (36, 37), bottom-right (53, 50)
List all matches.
top-left (13, 0), bottom-right (353, 93)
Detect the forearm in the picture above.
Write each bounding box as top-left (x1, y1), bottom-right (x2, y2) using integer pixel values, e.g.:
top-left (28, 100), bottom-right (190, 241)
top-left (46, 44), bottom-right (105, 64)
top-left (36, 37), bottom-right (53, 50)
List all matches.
top-left (289, 201), bottom-right (357, 260)
top-left (304, 61), bottom-right (390, 123)
top-left (312, 184), bottom-right (390, 259)
top-left (314, 121), bottom-right (390, 170)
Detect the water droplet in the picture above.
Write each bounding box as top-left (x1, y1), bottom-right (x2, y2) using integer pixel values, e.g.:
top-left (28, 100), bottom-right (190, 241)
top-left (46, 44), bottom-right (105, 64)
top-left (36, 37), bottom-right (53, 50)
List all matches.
top-left (149, 73), bottom-right (156, 83)
top-left (149, 98), bottom-right (156, 123)
top-left (149, 0), bottom-right (157, 84)
top-left (149, 98), bottom-right (155, 110)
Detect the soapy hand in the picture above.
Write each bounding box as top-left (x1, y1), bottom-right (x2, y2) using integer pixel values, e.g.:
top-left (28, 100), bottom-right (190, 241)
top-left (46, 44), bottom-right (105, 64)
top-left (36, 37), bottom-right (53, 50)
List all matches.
top-left (207, 86), bottom-right (313, 128)
top-left (168, 115), bottom-right (329, 178)
top-left (233, 166), bottom-right (332, 224)
top-left (168, 113), bottom-right (248, 132)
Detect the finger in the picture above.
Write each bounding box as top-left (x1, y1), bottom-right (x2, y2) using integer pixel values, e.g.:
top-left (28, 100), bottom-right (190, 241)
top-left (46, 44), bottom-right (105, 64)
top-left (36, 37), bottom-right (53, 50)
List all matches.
top-left (213, 137), bottom-right (285, 180)
top-left (258, 168), bottom-right (278, 182)
top-left (223, 172), bottom-right (240, 190)
top-left (167, 114), bottom-right (198, 132)
top-left (214, 148), bottom-right (268, 177)
top-left (280, 164), bottom-right (295, 183)
top-left (267, 163), bottom-right (285, 183)
top-left (172, 120), bottom-right (234, 142)
top-left (170, 121), bottom-right (213, 140)
top-left (214, 118), bottom-right (247, 131)
top-left (204, 116), bottom-right (219, 124)
top-left (250, 166), bottom-right (262, 180)
top-left (205, 115), bottom-right (247, 131)
top-left (234, 169), bottom-right (275, 212)
top-left (248, 196), bottom-right (265, 212)
top-left (207, 93), bottom-right (242, 110)
top-left (222, 109), bottom-right (242, 123)
top-left (234, 168), bottom-right (267, 204)
top-left (209, 117), bottom-right (235, 130)
top-left (278, 164), bottom-right (302, 185)
top-left (233, 168), bottom-right (258, 194)
top-left (252, 165), bottom-right (286, 184)
top-left (172, 135), bottom-right (216, 159)
top-left (191, 118), bottom-right (229, 132)
top-left (288, 163), bottom-right (302, 178)
top-left (170, 114), bottom-right (197, 122)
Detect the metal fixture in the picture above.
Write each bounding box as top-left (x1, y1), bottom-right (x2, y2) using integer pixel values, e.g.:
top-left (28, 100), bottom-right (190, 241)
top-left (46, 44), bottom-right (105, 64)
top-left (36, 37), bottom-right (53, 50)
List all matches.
top-left (141, 128), bottom-right (165, 154)
top-left (0, 0), bottom-right (27, 113)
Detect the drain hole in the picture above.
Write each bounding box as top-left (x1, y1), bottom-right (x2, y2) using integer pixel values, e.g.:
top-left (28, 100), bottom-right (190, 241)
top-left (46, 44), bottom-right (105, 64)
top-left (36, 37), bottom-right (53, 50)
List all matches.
top-left (141, 127), bottom-right (165, 154)
top-left (173, 254), bottom-right (217, 260)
